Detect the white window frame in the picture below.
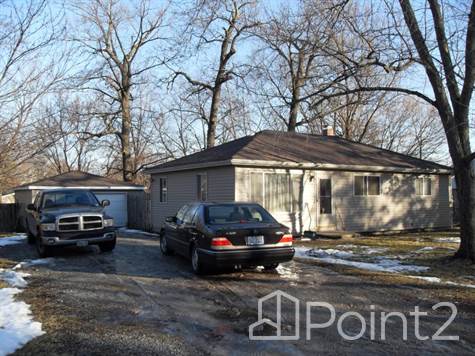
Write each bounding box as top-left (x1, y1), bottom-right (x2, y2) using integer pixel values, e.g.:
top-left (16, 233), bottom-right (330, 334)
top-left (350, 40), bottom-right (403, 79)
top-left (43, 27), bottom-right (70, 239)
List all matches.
top-left (353, 174), bottom-right (381, 196)
top-left (318, 177), bottom-right (333, 215)
top-left (248, 171), bottom-right (302, 213)
top-left (197, 173), bottom-right (208, 201)
top-left (159, 177), bottom-right (167, 203)
top-left (415, 177), bottom-right (432, 196)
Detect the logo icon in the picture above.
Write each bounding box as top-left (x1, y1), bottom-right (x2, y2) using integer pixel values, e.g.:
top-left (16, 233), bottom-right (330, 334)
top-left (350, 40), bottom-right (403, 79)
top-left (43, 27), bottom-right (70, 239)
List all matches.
top-left (249, 290), bottom-right (299, 340)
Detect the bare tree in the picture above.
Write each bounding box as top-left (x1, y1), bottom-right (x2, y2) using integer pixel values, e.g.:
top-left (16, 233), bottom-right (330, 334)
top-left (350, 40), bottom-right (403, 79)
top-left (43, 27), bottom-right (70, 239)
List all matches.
top-left (38, 95), bottom-right (101, 174)
top-left (170, 0), bottom-right (258, 148)
top-left (0, 0), bottom-right (67, 190)
top-left (308, 0), bottom-right (475, 261)
top-left (73, 0), bottom-right (169, 181)
top-left (250, 0), bottom-right (356, 132)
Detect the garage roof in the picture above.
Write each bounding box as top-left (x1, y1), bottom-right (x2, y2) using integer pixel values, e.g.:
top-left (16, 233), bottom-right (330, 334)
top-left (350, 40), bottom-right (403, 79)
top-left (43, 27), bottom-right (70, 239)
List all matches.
top-left (11, 171), bottom-right (145, 191)
top-left (145, 130), bottom-right (452, 174)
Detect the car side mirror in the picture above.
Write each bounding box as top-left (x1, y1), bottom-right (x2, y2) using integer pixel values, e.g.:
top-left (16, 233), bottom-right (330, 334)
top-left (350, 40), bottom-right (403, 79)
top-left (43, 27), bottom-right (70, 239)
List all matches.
top-left (27, 203), bottom-right (36, 211)
top-left (101, 200), bottom-right (110, 207)
top-left (165, 216), bottom-right (176, 223)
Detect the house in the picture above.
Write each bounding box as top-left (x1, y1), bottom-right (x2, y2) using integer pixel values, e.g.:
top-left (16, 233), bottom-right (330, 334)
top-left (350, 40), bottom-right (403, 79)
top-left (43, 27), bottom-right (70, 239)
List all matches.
top-left (8, 171), bottom-right (145, 229)
top-left (145, 130), bottom-right (452, 234)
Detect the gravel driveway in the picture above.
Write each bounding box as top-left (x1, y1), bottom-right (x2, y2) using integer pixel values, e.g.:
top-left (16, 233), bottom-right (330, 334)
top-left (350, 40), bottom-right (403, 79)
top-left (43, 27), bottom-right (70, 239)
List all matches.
top-left (1, 231), bottom-right (474, 355)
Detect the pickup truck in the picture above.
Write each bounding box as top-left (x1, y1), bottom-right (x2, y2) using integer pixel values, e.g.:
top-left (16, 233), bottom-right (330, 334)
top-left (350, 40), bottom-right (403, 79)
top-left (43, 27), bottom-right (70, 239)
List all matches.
top-left (25, 189), bottom-right (117, 257)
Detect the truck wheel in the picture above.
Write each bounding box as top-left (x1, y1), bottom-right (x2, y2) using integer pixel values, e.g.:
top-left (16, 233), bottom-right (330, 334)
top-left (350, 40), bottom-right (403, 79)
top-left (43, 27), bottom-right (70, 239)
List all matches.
top-left (99, 238), bottom-right (116, 252)
top-left (36, 235), bottom-right (53, 258)
top-left (26, 227), bottom-right (35, 245)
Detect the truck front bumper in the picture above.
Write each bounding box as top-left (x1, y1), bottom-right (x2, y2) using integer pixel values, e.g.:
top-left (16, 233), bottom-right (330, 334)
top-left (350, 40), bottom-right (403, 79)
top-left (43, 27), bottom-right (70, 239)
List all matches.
top-left (41, 232), bottom-right (116, 246)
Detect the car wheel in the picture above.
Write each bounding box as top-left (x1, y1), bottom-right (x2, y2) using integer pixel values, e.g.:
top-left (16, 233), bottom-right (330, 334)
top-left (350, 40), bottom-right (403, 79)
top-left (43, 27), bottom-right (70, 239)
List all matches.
top-left (99, 238), bottom-right (116, 252)
top-left (264, 263), bottom-right (279, 270)
top-left (36, 234), bottom-right (53, 258)
top-left (191, 244), bottom-right (206, 275)
top-left (160, 233), bottom-right (173, 255)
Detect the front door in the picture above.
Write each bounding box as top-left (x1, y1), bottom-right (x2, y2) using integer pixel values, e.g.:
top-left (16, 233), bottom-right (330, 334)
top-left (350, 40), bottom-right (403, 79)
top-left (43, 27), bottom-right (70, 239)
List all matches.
top-left (317, 175), bottom-right (336, 230)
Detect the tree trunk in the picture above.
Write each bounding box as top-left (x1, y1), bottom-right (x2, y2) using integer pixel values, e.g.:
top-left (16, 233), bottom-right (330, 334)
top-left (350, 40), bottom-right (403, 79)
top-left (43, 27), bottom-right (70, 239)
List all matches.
top-left (121, 93), bottom-right (133, 182)
top-left (288, 98), bottom-right (299, 132)
top-left (207, 82), bottom-right (222, 148)
top-left (454, 163), bottom-right (475, 262)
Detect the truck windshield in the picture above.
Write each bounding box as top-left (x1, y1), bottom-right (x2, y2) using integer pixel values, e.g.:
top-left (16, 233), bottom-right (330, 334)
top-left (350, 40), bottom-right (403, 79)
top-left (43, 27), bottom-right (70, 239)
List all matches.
top-left (41, 191), bottom-right (100, 209)
top-left (204, 204), bottom-right (276, 225)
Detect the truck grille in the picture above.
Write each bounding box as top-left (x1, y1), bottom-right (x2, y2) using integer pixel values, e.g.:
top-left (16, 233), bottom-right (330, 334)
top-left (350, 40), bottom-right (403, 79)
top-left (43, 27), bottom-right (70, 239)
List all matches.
top-left (58, 215), bottom-right (103, 232)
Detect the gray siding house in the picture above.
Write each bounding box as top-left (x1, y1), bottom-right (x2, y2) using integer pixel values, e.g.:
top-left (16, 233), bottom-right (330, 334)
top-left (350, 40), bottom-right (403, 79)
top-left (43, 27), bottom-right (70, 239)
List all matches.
top-left (145, 130), bottom-right (452, 234)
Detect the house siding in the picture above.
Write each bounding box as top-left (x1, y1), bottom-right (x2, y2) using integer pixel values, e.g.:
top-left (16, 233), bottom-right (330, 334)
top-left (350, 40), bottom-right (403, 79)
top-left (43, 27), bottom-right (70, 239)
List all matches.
top-left (319, 171), bottom-right (451, 232)
top-left (235, 167), bottom-right (451, 233)
top-left (150, 166), bottom-right (235, 232)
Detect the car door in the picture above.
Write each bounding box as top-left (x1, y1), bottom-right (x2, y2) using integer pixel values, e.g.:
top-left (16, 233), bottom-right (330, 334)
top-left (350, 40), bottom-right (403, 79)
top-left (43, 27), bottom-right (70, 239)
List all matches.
top-left (166, 204), bottom-right (188, 252)
top-left (27, 193), bottom-right (41, 236)
top-left (176, 204), bottom-right (199, 256)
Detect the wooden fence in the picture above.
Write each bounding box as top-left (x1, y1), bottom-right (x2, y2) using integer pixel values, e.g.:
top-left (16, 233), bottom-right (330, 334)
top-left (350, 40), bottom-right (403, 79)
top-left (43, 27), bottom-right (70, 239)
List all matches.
top-left (127, 192), bottom-right (152, 232)
top-left (0, 204), bottom-right (23, 233)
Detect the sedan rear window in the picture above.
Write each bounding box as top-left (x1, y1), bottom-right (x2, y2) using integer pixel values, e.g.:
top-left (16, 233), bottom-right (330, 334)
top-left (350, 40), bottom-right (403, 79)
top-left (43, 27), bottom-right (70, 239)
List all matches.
top-left (205, 204), bottom-right (276, 225)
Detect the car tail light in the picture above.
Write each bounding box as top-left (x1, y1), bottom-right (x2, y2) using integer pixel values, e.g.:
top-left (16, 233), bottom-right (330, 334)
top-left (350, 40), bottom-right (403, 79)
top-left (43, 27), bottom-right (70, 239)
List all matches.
top-left (279, 234), bottom-right (293, 245)
top-left (211, 237), bottom-right (233, 249)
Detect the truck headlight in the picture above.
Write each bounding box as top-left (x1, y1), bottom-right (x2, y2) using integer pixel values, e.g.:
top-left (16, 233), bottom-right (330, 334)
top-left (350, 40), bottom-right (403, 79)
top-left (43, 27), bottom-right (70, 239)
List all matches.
top-left (103, 219), bottom-right (114, 227)
top-left (41, 223), bottom-right (56, 231)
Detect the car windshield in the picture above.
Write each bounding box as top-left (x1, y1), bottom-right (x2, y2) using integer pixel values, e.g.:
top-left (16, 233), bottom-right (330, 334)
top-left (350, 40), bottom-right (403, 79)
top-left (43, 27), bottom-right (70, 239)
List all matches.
top-left (204, 204), bottom-right (276, 225)
top-left (41, 191), bottom-right (100, 209)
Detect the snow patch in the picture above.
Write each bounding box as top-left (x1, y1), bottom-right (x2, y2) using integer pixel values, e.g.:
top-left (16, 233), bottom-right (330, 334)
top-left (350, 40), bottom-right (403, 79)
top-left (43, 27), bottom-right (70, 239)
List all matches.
top-left (433, 237), bottom-right (460, 243)
top-left (118, 228), bottom-right (159, 238)
top-left (0, 269), bottom-right (30, 288)
top-left (276, 264), bottom-right (298, 280)
top-left (415, 247), bottom-right (436, 253)
top-left (335, 244), bottom-right (388, 254)
top-left (0, 234), bottom-right (26, 247)
top-left (0, 258), bottom-right (46, 354)
top-left (0, 288), bottom-right (44, 356)
top-left (408, 275), bottom-right (475, 289)
top-left (305, 248), bottom-right (353, 259)
top-left (13, 258), bottom-right (55, 270)
top-left (295, 247), bottom-right (429, 273)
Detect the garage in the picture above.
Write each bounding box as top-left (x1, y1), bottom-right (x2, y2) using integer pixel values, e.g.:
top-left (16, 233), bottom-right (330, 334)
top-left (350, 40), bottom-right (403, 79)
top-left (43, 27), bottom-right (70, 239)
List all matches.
top-left (7, 171), bottom-right (145, 230)
top-left (94, 192), bottom-right (128, 227)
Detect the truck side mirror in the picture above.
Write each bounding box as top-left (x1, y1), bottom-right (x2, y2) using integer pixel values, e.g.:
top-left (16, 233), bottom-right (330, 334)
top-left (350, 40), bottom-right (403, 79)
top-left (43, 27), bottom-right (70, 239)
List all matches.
top-left (165, 216), bottom-right (176, 223)
top-left (27, 203), bottom-right (36, 211)
top-left (101, 200), bottom-right (110, 207)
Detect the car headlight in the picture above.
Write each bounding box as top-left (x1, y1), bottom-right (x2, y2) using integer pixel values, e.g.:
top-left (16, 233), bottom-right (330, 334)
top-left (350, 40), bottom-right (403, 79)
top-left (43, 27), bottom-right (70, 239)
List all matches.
top-left (41, 223), bottom-right (56, 231)
top-left (103, 219), bottom-right (114, 227)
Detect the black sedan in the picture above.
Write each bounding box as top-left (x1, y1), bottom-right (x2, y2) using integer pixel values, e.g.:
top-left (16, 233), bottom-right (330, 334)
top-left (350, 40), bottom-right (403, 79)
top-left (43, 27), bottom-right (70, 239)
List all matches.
top-left (159, 202), bottom-right (295, 274)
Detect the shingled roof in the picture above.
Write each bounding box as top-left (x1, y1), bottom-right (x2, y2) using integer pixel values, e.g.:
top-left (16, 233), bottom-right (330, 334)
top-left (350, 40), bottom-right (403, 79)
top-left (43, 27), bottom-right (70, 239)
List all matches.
top-left (146, 131), bottom-right (451, 173)
top-left (12, 171), bottom-right (144, 191)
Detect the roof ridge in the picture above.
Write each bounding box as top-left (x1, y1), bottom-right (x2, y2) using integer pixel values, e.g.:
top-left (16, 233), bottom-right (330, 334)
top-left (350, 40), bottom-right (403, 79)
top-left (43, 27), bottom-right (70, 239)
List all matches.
top-left (314, 134), bottom-right (451, 169)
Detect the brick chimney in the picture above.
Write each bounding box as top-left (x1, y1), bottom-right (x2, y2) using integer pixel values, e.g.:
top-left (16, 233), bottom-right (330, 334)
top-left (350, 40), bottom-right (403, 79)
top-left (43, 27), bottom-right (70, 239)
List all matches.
top-left (322, 126), bottom-right (334, 136)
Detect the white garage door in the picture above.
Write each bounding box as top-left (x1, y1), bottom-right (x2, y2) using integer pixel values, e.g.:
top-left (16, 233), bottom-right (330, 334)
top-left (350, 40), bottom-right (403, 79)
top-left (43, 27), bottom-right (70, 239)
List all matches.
top-left (94, 192), bottom-right (127, 227)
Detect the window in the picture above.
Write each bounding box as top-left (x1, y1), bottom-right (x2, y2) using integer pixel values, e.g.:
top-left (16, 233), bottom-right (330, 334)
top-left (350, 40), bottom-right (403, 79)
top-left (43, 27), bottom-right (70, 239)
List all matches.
top-left (204, 204), bottom-right (276, 225)
top-left (354, 176), bottom-right (381, 196)
top-left (319, 178), bottom-right (332, 214)
top-left (291, 175), bottom-right (302, 213)
top-left (176, 205), bottom-right (189, 224)
top-left (265, 173), bottom-right (291, 212)
top-left (416, 177), bottom-right (432, 196)
top-left (250, 172), bottom-right (264, 205)
top-left (159, 178), bottom-right (167, 202)
top-left (183, 204), bottom-right (198, 225)
top-left (197, 173), bottom-right (207, 201)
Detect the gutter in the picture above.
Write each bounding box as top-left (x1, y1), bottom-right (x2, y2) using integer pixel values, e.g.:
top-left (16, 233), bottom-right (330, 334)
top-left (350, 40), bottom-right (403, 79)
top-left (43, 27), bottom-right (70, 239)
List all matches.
top-left (145, 158), bottom-right (452, 175)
